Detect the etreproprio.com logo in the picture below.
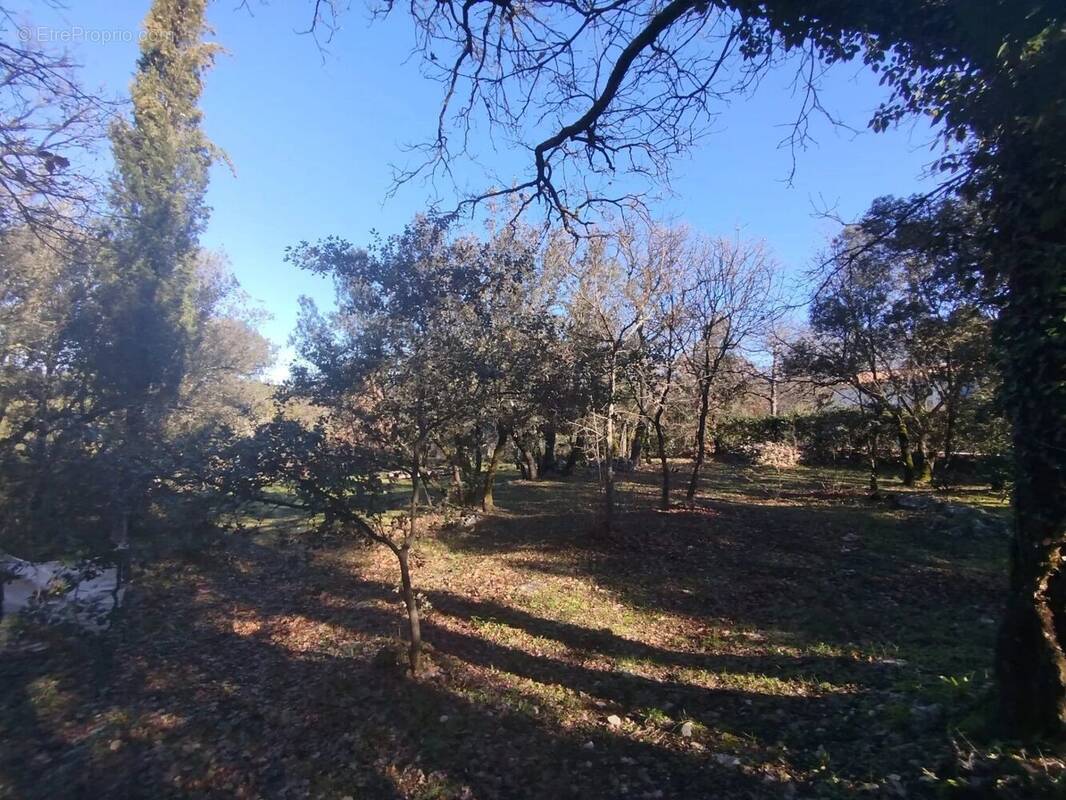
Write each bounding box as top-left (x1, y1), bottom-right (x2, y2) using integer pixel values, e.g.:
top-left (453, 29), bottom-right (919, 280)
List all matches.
top-left (17, 26), bottom-right (165, 45)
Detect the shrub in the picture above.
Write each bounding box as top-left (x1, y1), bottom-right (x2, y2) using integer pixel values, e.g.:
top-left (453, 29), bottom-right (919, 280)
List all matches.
top-left (717, 410), bottom-right (1012, 484)
top-left (716, 410), bottom-right (888, 465)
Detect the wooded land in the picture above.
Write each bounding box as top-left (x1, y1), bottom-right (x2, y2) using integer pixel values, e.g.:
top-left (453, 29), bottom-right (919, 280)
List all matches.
top-left (5, 465), bottom-right (1054, 799)
top-left (0, 0), bottom-right (1063, 797)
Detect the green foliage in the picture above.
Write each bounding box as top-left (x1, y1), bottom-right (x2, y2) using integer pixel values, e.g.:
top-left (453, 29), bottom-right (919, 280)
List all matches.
top-left (716, 410), bottom-right (870, 465)
top-left (98, 0), bottom-right (219, 413)
top-left (716, 409), bottom-right (1011, 485)
top-left (225, 419), bottom-right (388, 525)
top-left (0, 226), bottom-right (103, 556)
top-left (286, 216), bottom-right (505, 463)
top-left (0, 1), bottom-right (271, 561)
top-left (784, 195), bottom-right (1002, 485)
top-left (286, 214), bottom-right (570, 509)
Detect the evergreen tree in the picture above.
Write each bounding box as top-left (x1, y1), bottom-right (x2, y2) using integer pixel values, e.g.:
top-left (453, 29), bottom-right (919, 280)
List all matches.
top-left (98, 0), bottom-right (219, 546)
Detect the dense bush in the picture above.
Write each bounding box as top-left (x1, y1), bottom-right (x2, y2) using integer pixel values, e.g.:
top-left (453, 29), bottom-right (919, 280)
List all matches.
top-left (716, 410), bottom-right (877, 465)
top-left (715, 409), bottom-right (1011, 485)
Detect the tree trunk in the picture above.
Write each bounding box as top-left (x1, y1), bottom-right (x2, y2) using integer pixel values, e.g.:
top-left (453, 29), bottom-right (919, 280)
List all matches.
top-left (654, 408), bottom-right (670, 511)
top-left (112, 404), bottom-right (143, 590)
top-left (514, 434), bottom-right (539, 481)
top-left (415, 471), bottom-right (435, 508)
top-left (867, 423), bottom-right (880, 496)
top-left (398, 447), bottom-right (424, 674)
top-left (539, 420), bottom-right (558, 475)
top-left (451, 433), bottom-right (480, 505)
top-left (524, 449), bottom-right (539, 480)
top-left (450, 462), bottom-right (464, 505)
top-left (603, 365), bottom-right (617, 534)
top-left (479, 420), bottom-right (510, 511)
top-left (687, 374), bottom-right (712, 502)
top-left (562, 432), bottom-right (584, 476)
top-left (939, 394), bottom-right (959, 483)
top-left (629, 418), bottom-right (647, 465)
top-left (409, 446), bottom-right (421, 538)
top-left (769, 351), bottom-right (779, 417)
top-left (915, 431), bottom-right (934, 483)
top-left (896, 417), bottom-right (916, 487)
top-left (993, 176), bottom-right (1066, 737)
top-left (396, 546), bottom-right (422, 675)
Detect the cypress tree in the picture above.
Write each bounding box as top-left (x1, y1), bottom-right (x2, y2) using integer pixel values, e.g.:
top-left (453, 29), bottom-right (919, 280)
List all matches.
top-left (100, 0), bottom-right (218, 547)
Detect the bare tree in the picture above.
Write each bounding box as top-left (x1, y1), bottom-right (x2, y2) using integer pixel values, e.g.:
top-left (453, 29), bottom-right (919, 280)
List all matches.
top-left (626, 226), bottom-right (689, 510)
top-left (297, 1), bottom-right (842, 229)
top-left (744, 322), bottom-right (811, 417)
top-left (681, 235), bottom-right (780, 502)
top-left (566, 224), bottom-right (662, 533)
top-left (0, 9), bottom-right (111, 234)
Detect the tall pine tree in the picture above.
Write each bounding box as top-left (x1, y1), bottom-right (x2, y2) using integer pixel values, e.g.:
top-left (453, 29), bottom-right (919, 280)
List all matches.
top-left (100, 0), bottom-right (218, 548)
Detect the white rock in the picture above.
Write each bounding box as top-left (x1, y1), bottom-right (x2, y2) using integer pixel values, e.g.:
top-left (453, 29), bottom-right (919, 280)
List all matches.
top-left (680, 721), bottom-right (694, 738)
top-left (1, 555), bottom-right (124, 629)
top-left (607, 714), bottom-right (623, 728)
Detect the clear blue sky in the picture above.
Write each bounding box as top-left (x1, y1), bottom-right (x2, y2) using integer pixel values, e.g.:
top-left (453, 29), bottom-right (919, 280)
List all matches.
top-left (17, 1), bottom-right (941, 372)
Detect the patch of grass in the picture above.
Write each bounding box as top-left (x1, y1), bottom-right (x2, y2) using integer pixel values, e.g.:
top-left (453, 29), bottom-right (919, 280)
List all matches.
top-left (26, 675), bottom-right (71, 717)
top-left (680, 667), bottom-right (847, 697)
top-left (469, 616), bottom-right (565, 656)
top-left (525, 586), bottom-right (589, 622)
top-left (612, 655), bottom-right (658, 676)
top-left (638, 705), bottom-right (673, 727)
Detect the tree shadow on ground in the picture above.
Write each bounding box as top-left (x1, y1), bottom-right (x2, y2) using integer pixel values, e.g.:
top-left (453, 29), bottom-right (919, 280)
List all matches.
top-left (3, 534), bottom-right (857, 799)
top-left (447, 466), bottom-right (1005, 665)
top-left (1, 465), bottom-right (1008, 798)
